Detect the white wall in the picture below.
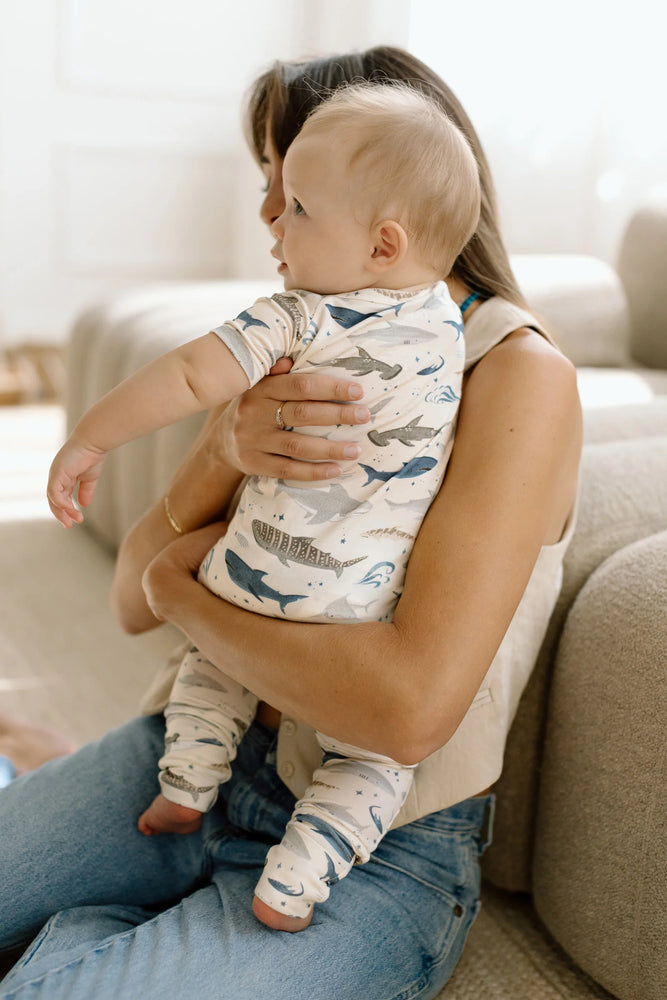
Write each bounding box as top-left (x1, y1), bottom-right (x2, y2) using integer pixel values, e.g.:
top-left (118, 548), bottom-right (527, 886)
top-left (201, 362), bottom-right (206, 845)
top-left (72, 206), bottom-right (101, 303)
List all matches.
top-left (0, 0), bottom-right (411, 346)
top-left (409, 0), bottom-right (667, 265)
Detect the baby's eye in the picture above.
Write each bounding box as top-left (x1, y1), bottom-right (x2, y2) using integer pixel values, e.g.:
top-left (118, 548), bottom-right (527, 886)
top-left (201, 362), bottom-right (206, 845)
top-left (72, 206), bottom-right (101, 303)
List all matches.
top-left (293, 199), bottom-right (305, 215)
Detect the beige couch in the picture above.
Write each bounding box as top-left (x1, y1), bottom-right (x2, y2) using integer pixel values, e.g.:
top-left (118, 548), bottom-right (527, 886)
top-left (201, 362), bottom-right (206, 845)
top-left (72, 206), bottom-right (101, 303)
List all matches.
top-left (2, 194), bottom-right (666, 998)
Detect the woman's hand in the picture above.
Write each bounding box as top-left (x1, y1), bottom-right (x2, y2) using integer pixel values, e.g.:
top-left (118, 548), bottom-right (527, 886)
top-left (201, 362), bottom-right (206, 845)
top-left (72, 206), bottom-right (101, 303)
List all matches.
top-left (212, 358), bottom-right (371, 481)
top-left (142, 521), bottom-right (228, 624)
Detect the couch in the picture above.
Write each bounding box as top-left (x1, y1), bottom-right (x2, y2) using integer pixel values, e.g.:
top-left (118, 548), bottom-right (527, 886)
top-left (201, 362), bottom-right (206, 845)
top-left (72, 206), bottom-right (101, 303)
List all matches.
top-left (2, 193), bottom-right (666, 998)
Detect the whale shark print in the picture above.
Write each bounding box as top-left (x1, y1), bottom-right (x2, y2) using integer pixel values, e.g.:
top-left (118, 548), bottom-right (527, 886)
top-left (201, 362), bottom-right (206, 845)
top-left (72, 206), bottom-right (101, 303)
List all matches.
top-left (165, 282), bottom-right (464, 919)
top-left (160, 768), bottom-right (215, 804)
top-left (251, 519), bottom-right (366, 577)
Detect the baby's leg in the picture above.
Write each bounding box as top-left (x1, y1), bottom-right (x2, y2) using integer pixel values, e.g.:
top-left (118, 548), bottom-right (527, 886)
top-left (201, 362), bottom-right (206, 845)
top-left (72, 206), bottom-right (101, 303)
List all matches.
top-left (253, 735), bottom-right (416, 931)
top-left (138, 647), bottom-right (258, 835)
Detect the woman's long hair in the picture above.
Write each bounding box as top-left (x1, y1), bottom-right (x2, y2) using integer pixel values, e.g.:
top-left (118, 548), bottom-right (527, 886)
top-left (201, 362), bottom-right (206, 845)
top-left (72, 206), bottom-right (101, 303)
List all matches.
top-left (245, 45), bottom-right (526, 307)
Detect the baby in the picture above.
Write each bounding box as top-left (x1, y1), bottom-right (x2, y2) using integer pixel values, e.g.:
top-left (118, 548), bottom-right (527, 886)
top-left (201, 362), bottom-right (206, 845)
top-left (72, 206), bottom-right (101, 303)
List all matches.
top-left (48, 83), bottom-right (480, 931)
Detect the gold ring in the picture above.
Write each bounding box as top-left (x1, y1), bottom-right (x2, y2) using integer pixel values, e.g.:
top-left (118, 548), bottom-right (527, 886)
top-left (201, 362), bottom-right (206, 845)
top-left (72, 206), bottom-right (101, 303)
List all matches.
top-left (275, 403), bottom-right (286, 429)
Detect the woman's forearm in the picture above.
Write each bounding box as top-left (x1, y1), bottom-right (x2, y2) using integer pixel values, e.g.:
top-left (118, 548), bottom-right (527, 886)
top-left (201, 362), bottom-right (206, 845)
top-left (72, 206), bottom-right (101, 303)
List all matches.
top-left (145, 330), bottom-right (581, 763)
top-left (110, 408), bottom-right (244, 633)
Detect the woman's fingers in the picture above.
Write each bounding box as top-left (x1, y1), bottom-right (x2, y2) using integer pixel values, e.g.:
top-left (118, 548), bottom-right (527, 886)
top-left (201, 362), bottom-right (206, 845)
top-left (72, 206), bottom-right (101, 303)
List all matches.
top-left (258, 370), bottom-right (366, 407)
top-left (276, 399), bottom-right (370, 430)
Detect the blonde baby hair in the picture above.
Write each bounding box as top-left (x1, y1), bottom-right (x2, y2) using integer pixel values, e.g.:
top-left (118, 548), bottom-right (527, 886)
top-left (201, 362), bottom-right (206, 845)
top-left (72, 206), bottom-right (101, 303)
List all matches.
top-left (298, 82), bottom-right (481, 277)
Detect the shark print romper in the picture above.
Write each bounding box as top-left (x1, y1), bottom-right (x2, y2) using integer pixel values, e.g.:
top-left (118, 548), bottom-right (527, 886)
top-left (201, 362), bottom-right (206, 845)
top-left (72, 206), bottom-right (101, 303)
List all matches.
top-left (158, 282), bottom-right (465, 919)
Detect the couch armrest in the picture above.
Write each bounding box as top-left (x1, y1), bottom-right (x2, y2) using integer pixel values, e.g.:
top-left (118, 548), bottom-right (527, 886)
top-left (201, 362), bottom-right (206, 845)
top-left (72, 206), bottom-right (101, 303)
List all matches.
top-left (66, 281), bottom-right (276, 551)
top-left (533, 530), bottom-right (667, 1000)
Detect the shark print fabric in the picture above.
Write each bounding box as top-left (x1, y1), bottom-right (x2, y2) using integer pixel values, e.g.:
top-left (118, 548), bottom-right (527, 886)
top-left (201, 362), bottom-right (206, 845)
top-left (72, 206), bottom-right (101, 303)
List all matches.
top-left (158, 281), bottom-right (464, 916)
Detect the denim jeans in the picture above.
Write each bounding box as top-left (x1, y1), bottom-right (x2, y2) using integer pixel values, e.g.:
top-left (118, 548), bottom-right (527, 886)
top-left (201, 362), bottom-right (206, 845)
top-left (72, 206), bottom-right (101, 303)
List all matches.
top-left (0, 715), bottom-right (494, 1000)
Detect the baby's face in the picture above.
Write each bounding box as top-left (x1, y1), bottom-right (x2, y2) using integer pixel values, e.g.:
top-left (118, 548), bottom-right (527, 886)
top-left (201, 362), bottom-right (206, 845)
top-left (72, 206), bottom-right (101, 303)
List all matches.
top-left (270, 130), bottom-right (373, 295)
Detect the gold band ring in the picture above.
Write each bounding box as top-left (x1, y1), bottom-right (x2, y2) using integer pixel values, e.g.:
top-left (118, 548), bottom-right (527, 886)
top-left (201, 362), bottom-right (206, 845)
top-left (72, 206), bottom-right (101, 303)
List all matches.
top-left (275, 402), bottom-right (287, 429)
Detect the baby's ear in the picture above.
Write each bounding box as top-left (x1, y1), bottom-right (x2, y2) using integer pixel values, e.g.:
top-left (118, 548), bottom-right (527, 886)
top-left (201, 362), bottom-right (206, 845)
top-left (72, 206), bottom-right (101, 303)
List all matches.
top-left (368, 220), bottom-right (408, 272)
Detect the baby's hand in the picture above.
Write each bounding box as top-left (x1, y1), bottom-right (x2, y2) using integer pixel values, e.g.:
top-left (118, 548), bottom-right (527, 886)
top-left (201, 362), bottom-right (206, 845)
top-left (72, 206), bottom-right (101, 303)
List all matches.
top-left (47, 439), bottom-right (107, 528)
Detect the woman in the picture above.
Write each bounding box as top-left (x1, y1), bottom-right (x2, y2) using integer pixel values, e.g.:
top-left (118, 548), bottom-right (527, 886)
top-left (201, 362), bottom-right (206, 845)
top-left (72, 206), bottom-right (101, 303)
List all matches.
top-left (0, 47), bottom-right (581, 999)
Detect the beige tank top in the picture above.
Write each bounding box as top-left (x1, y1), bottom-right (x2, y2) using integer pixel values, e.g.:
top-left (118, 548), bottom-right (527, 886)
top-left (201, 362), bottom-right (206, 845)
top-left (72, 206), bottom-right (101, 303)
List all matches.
top-left (141, 297), bottom-right (577, 825)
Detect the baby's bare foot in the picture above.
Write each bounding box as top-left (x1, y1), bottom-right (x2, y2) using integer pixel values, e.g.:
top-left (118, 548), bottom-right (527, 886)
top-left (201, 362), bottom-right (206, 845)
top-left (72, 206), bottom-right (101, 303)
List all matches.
top-left (252, 895), bottom-right (314, 933)
top-left (138, 793), bottom-right (203, 836)
top-left (0, 712), bottom-right (76, 775)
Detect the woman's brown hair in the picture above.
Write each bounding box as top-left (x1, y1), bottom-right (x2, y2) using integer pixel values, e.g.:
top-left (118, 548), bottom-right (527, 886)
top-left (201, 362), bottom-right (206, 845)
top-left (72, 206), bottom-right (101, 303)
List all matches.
top-left (245, 45), bottom-right (526, 307)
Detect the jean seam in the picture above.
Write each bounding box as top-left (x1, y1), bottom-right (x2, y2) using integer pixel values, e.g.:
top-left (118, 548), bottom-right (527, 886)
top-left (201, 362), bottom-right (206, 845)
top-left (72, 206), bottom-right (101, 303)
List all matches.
top-left (0, 915), bottom-right (141, 998)
top-left (371, 855), bottom-right (462, 908)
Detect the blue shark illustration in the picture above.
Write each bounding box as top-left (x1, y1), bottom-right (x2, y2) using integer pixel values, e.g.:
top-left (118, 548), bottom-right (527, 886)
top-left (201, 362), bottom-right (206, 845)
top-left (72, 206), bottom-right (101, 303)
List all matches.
top-left (194, 737), bottom-right (224, 746)
top-left (369, 805), bottom-right (384, 834)
top-left (235, 309), bottom-right (270, 331)
top-left (417, 355), bottom-right (445, 376)
top-left (367, 416), bottom-right (437, 448)
top-left (325, 304), bottom-right (384, 328)
top-left (267, 878), bottom-right (305, 897)
top-left (296, 813), bottom-right (357, 863)
top-left (329, 346), bottom-right (402, 380)
top-left (321, 853), bottom-right (341, 886)
top-left (444, 318), bottom-right (464, 340)
top-left (224, 550), bottom-right (306, 614)
top-left (359, 455), bottom-right (438, 486)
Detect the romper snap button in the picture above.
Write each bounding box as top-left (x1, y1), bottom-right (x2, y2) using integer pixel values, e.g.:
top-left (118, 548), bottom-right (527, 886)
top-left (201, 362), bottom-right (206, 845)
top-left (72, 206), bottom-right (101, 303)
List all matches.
top-left (453, 904), bottom-right (463, 917)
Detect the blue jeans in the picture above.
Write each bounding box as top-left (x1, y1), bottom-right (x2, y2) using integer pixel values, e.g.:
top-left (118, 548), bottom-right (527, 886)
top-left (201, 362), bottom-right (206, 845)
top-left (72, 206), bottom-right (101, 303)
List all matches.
top-left (0, 715), bottom-right (494, 1000)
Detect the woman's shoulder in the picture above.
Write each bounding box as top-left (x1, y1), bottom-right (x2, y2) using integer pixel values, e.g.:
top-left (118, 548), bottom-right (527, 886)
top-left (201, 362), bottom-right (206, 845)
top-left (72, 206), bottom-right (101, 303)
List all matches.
top-left (463, 295), bottom-right (556, 371)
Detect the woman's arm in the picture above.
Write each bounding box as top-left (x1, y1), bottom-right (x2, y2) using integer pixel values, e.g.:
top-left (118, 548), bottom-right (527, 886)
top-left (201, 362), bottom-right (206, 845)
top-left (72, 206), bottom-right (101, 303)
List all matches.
top-left (110, 367), bottom-right (370, 634)
top-left (143, 330), bottom-right (582, 764)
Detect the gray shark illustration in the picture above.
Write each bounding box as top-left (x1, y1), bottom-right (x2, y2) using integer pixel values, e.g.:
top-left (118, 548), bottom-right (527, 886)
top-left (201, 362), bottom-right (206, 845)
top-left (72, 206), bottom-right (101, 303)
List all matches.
top-left (320, 595), bottom-right (361, 620)
top-left (178, 669), bottom-right (229, 693)
top-left (224, 550), bottom-right (306, 614)
top-left (359, 455), bottom-right (437, 486)
top-left (271, 292), bottom-right (304, 334)
top-left (367, 416), bottom-right (438, 448)
top-left (161, 768), bottom-right (215, 804)
top-left (252, 519), bottom-right (366, 578)
top-left (275, 482), bottom-right (370, 525)
top-left (329, 347), bottom-right (401, 380)
top-left (349, 326), bottom-right (438, 346)
top-left (385, 496), bottom-right (432, 516)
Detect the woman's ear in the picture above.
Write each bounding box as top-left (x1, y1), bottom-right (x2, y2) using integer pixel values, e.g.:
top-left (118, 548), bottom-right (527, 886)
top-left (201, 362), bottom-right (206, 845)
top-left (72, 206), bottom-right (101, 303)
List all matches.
top-left (368, 220), bottom-right (409, 273)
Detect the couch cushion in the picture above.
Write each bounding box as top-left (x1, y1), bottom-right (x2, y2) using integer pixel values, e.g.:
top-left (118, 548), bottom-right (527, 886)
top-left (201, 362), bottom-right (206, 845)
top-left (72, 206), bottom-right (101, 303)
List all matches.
top-left (440, 885), bottom-right (614, 999)
top-left (532, 531), bottom-right (667, 1000)
top-left (512, 254), bottom-right (630, 368)
top-left (482, 435), bottom-right (667, 893)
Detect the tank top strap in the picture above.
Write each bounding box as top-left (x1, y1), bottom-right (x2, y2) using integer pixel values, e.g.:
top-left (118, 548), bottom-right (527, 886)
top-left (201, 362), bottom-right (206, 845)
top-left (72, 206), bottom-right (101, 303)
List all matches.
top-left (463, 297), bottom-right (557, 372)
